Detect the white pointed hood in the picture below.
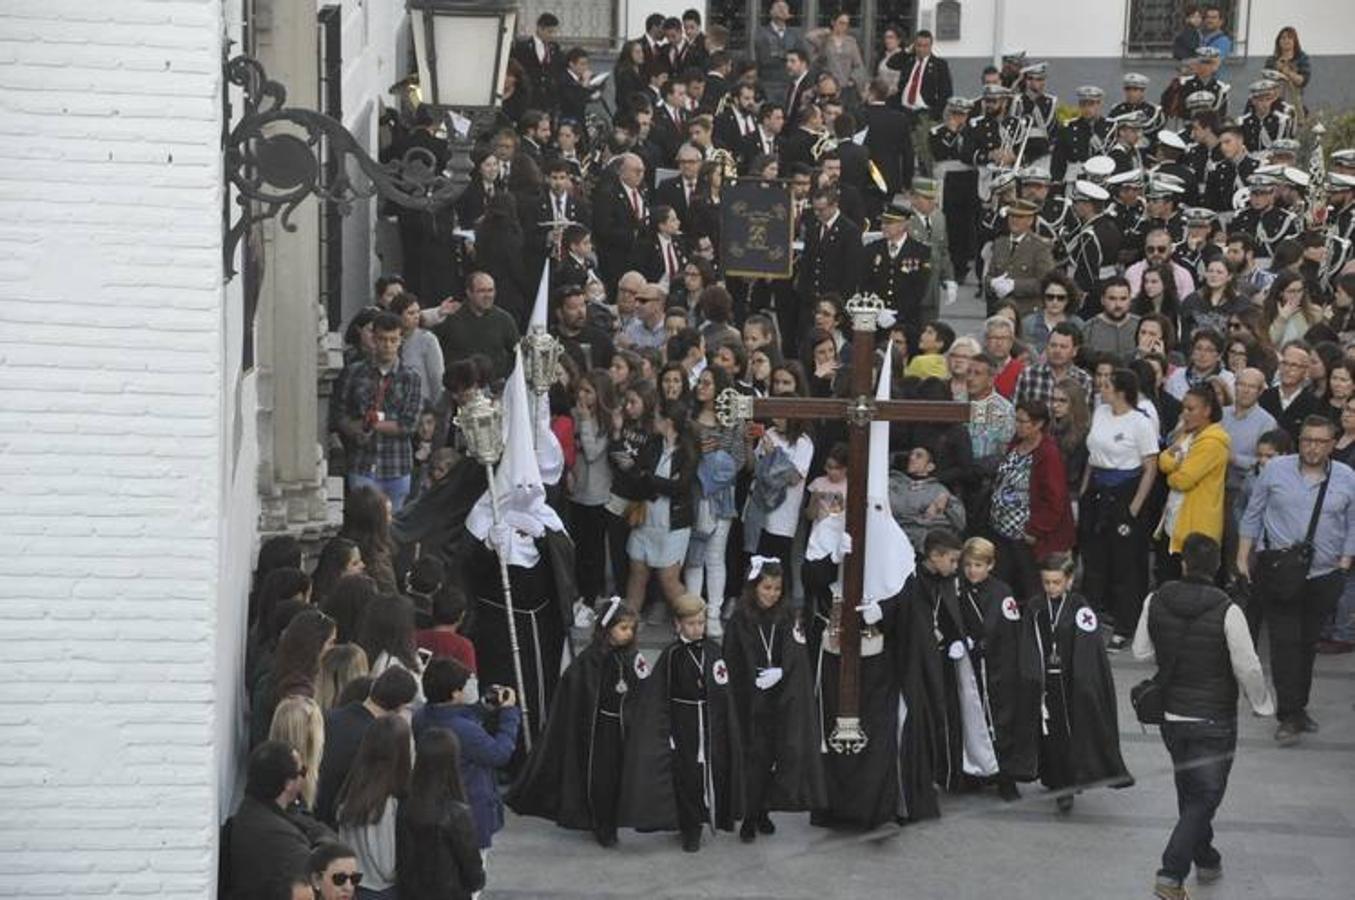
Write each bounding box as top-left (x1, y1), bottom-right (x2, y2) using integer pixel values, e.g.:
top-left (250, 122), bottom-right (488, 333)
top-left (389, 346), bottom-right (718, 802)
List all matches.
top-left (864, 344), bottom-right (913, 601)
top-left (466, 347), bottom-right (565, 567)
top-left (529, 260), bottom-right (564, 485)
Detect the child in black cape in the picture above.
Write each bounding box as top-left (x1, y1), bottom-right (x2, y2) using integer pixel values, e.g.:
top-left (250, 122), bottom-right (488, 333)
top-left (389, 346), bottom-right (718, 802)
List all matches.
top-left (724, 557), bottom-right (827, 842)
top-left (506, 597), bottom-right (648, 846)
top-left (893, 527), bottom-right (988, 819)
top-left (958, 538), bottom-right (1043, 801)
top-left (619, 593), bottom-right (744, 852)
top-left (1028, 553), bottom-right (1134, 812)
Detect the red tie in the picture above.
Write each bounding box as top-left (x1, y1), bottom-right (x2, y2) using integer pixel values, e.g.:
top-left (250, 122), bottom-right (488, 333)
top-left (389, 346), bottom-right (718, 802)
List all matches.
top-left (629, 188), bottom-right (642, 221)
top-left (905, 58), bottom-right (925, 106)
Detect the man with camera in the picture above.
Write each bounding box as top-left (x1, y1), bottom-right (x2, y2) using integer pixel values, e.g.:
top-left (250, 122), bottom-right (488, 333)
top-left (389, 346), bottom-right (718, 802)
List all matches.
top-left (1238, 415), bottom-right (1355, 746)
top-left (1133, 533), bottom-right (1271, 900)
top-left (414, 658), bottom-right (522, 852)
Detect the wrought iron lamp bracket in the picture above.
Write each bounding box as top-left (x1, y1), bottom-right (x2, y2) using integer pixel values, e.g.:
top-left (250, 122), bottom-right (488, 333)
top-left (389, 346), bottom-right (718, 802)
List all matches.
top-left (222, 54), bottom-right (474, 278)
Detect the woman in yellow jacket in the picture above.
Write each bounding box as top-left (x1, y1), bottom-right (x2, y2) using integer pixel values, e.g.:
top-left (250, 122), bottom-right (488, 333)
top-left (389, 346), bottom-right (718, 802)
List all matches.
top-left (1157, 383), bottom-right (1231, 574)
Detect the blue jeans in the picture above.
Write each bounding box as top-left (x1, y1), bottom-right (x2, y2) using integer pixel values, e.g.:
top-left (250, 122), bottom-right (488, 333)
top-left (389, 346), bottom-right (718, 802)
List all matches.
top-left (348, 473), bottom-right (411, 511)
top-left (1325, 570), bottom-right (1355, 643)
top-left (1158, 719), bottom-right (1236, 883)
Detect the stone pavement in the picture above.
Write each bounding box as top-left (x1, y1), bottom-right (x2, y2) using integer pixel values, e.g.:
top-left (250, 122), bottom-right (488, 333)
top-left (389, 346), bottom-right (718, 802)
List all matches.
top-left (485, 644), bottom-right (1355, 899)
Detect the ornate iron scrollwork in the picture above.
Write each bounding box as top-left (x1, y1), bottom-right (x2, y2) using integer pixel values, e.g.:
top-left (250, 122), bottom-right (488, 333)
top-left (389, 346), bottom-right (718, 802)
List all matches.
top-left (222, 54), bottom-right (472, 278)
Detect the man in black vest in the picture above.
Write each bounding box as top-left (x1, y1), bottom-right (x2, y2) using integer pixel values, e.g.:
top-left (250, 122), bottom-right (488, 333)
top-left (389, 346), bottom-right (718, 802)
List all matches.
top-left (1133, 534), bottom-right (1272, 900)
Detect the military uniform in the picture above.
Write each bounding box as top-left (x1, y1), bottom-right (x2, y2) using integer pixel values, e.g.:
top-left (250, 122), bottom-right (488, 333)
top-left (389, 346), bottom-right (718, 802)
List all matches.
top-left (1230, 204), bottom-right (1301, 259)
top-left (1052, 116), bottom-right (1112, 183)
top-left (1068, 212), bottom-right (1123, 312)
top-left (864, 235), bottom-right (934, 331)
top-left (988, 231), bottom-right (1056, 316)
top-left (1239, 106), bottom-right (1295, 155)
top-left (1109, 199), bottom-right (1147, 265)
top-left (1107, 140), bottom-right (1144, 175)
top-left (1107, 100), bottom-right (1163, 140)
top-left (1038, 194), bottom-right (1076, 264)
top-left (909, 206), bottom-right (953, 321)
top-left (1012, 91), bottom-right (1059, 165)
top-left (1203, 154), bottom-right (1259, 214)
top-left (931, 122), bottom-right (979, 281)
top-left (1180, 75), bottom-right (1231, 117)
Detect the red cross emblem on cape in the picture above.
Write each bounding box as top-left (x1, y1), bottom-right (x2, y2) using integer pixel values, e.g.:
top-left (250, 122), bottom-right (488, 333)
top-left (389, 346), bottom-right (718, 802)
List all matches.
top-left (1001, 596), bottom-right (1020, 621)
top-left (712, 659), bottom-right (729, 685)
top-left (1076, 607), bottom-right (1099, 633)
top-left (634, 652), bottom-right (651, 679)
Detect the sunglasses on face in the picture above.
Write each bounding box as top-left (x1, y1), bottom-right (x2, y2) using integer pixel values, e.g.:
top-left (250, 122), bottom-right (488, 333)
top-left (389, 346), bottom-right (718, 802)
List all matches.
top-left (1044, 291), bottom-right (1068, 300)
top-left (331, 872), bottom-right (364, 887)
top-left (1146, 244), bottom-right (1170, 253)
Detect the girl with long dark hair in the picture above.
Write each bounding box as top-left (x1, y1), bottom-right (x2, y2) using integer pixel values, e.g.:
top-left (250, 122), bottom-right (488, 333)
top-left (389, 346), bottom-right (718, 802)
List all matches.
top-left (625, 399), bottom-right (698, 613)
top-left (396, 727), bottom-right (486, 900)
top-left (337, 715), bottom-right (413, 900)
top-left (340, 486), bottom-right (398, 595)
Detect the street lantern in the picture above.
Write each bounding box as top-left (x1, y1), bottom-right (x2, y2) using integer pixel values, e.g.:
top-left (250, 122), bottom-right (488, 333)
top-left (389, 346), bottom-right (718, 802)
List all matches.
top-left (454, 389), bottom-right (506, 467)
top-left (408, 0), bottom-right (518, 111)
top-left (521, 325), bottom-right (563, 397)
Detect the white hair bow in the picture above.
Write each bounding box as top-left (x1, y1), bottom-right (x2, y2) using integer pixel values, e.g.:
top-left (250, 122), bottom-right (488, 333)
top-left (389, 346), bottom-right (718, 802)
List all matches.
top-left (747, 555), bottom-right (781, 581)
top-left (601, 596), bottom-right (624, 627)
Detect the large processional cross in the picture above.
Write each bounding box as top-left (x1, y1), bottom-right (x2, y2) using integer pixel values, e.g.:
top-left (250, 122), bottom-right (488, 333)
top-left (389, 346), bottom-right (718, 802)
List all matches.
top-left (716, 294), bottom-right (971, 753)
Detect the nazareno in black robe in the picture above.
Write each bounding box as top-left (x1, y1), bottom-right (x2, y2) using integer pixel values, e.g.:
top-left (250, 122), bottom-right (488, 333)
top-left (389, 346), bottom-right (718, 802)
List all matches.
top-left (957, 576), bottom-right (1043, 782)
top-left (813, 594), bottom-right (903, 830)
top-left (618, 638), bottom-right (745, 833)
top-left (723, 604), bottom-right (827, 815)
top-left (506, 639), bottom-right (646, 831)
top-left (460, 532), bottom-right (576, 749)
top-left (1026, 592), bottom-right (1134, 792)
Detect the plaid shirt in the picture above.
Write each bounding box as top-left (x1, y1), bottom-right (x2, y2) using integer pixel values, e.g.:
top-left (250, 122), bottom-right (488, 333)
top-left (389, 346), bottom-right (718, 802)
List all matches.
top-left (1014, 362), bottom-right (1093, 410)
top-left (342, 358), bottom-right (422, 479)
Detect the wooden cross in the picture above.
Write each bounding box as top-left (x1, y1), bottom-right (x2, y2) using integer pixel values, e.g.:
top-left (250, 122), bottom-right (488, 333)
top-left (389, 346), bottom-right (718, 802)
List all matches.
top-left (717, 294), bottom-right (971, 754)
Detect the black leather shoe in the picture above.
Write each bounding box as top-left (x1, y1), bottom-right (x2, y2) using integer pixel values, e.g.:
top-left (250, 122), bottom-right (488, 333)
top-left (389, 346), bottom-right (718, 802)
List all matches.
top-left (681, 831), bottom-right (701, 852)
top-left (594, 828), bottom-right (618, 848)
top-left (756, 813), bottom-right (776, 834)
top-left (739, 819), bottom-right (757, 843)
top-left (1298, 711), bottom-right (1320, 733)
top-left (1274, 719), bottom-right (1301, 746)
top-left (998, 778), bottom-right (1021, 802)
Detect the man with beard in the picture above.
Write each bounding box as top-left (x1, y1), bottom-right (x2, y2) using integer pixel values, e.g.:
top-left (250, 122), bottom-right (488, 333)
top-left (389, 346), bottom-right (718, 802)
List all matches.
top-left (1081, 277), bottom-right (1140, 364)
top-left (552, 284), bottom-right (615, 373)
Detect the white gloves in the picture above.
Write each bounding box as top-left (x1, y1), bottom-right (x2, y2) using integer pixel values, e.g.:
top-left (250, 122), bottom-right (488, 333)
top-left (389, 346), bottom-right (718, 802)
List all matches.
top-left (877, 308), bottom-right (898, 330)
top-left (755, 667), bottom-right (784, 690)
top-left (947, 640), bottom-right (967, 660)
top-left (856, 600), bottom-right (883, 625)
top-left (990, 274), bottom-right (1015, 299)
top-left (942, 280), bottom-right (959, 306)
top-left (487, 522), bottom-right (512, 553)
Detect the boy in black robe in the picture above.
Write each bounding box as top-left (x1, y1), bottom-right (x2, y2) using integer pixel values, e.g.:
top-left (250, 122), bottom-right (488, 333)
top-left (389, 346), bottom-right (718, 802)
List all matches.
top-left (619, 593), bottom-right (744, 851)
top-left (1029, 553), bottom-right (1134, 812)
top-left (724, 558), bottom-right (827, 841)
top-left (958, 537), bottom-right (1043, 800)
top-left (507, 599), bottom-right (648, 846)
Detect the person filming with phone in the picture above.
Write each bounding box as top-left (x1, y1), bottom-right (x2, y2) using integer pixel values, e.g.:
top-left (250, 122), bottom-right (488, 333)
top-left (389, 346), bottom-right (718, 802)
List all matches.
top-left (413, 658), bottom-right (522, 852)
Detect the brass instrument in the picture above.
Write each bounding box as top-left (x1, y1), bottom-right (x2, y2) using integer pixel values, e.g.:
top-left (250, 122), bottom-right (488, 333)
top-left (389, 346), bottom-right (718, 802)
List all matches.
top-left (999, 116), bottom-right (1030, 167)
top-left (811, 129), bottom-right (838, 161)
top-left (715, 89), bottom-right (733, 117)
top-left (710, 147), bottom-right (739, 180)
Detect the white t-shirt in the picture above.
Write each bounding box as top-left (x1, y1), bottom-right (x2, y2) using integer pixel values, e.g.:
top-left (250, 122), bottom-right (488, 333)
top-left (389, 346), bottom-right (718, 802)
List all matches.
top-left (761, 431), bottom-right (814, 537)
top-left (1086, 404), bottom-right (1160, 471)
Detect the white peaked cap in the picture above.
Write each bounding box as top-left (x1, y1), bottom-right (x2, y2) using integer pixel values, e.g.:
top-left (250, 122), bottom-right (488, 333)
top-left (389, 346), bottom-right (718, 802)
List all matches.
top-left (529, 260), bottom-right (564, 485)
top-left (466, 347), bottom-right (566, 566)
top-left (864, 344), bottom-right (914, 602)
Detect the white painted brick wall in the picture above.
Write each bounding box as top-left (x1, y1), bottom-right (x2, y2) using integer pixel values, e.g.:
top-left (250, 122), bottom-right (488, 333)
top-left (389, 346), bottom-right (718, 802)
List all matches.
top-left (0, 1), bottom-right (228, 896)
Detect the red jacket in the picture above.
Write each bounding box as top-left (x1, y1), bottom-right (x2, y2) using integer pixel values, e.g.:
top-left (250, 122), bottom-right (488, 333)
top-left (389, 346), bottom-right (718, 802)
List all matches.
top-left (1021, 432), bottom-right (1076, 558)
top-left (995, 357), bottom-right (1024, 399)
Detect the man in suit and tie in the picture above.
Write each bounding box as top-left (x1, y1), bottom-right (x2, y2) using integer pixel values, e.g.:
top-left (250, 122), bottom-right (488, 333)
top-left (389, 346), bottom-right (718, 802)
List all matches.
top-left (640, 13), bottom-right (668, 65)
top-left (715, 82), bottom-right (758, 152)
top-left (655, 143), bottom-right (704, 233)
top-left (797, 185), bottom-right (863, 307)
top-left (539, 160), bottom-right (591, 255)
top-left (511, 13), bottom-right (562, 110)
top-left (783, 48), bottom-right (815, 131)
top-left (864, 199), bottom-right (934, 333)
top-left (651, 80), bottom-right (690, 167)
top-left (908, 178), bottom-right (956, 324)
top-left (518, 110), bottom-right (551, 166)
top-left (986, 199), bottom-right (1056, 316)
top-left (557, 48), bottom-right (603, 127)
top-left (631, 204), bottom-right (688, 291)
top-left (592, 153), bottom-right (650, 291)
top-left (754, 1), bottom-right (803, 100)
top-left (887, 29), bottom-right (953, 122)
top-left (741, 104), bottom-right (785, 173)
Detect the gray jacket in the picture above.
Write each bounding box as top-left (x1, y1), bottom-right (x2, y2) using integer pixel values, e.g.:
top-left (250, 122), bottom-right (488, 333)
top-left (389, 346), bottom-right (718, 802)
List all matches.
top-left (754, 24), bottom-right (804, 87)
top-left (889, 471), bottom-right (966, 552)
